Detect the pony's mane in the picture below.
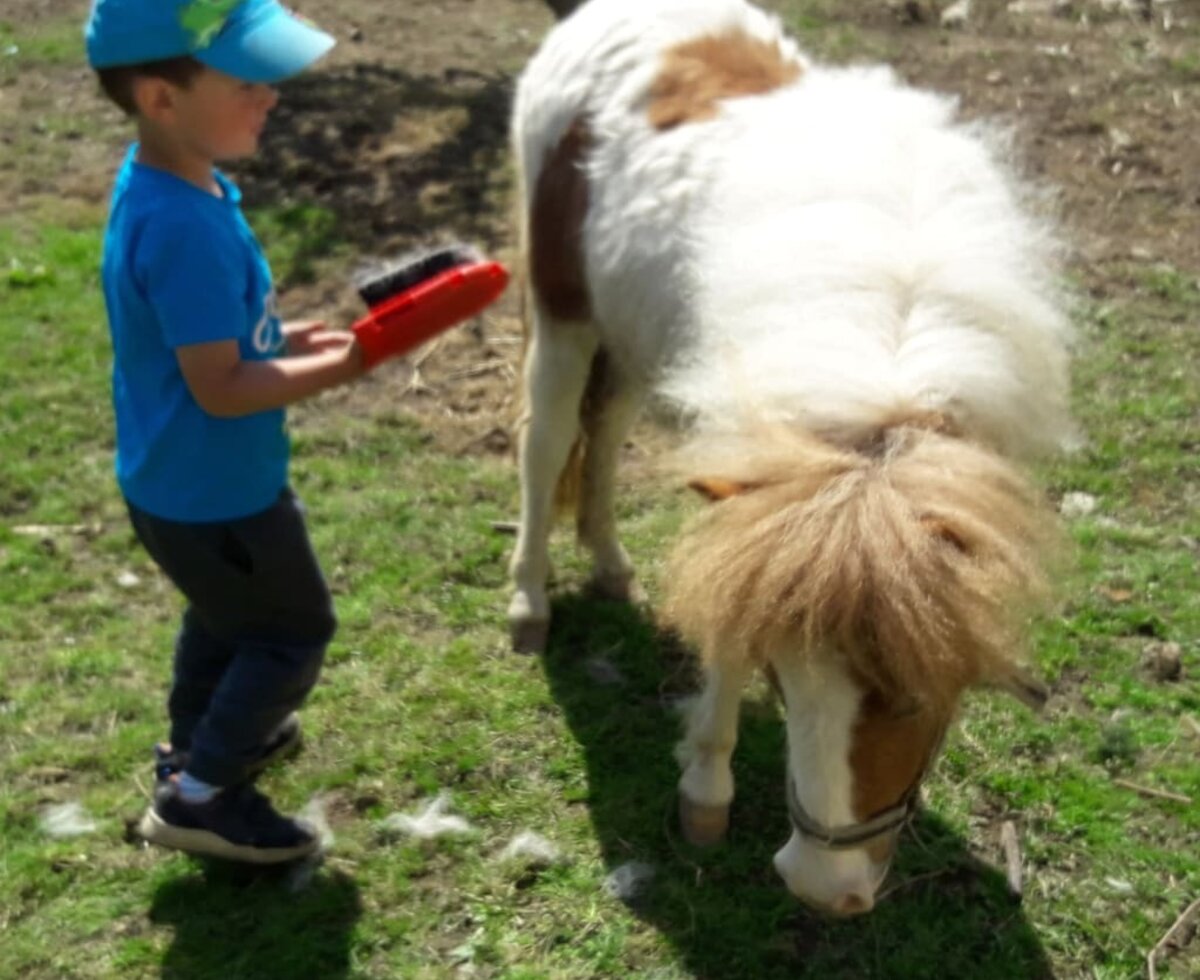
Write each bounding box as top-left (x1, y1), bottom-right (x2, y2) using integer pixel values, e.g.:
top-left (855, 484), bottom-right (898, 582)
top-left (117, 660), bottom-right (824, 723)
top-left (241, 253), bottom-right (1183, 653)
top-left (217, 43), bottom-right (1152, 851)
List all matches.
top-left (663, 423), bottom-right (1060, 715)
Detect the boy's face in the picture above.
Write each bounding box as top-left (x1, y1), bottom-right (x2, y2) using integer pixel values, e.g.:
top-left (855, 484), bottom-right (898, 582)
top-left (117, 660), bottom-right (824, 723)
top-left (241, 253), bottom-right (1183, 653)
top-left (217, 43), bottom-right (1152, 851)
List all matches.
top-left (137, 66), bottom-right (279, 162)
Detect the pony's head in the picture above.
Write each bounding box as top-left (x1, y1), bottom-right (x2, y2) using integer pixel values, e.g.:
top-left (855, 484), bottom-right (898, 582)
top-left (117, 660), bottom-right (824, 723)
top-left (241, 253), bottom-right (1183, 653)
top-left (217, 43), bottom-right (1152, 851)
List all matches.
top-left (668, 424), bottom-right (1056, 915)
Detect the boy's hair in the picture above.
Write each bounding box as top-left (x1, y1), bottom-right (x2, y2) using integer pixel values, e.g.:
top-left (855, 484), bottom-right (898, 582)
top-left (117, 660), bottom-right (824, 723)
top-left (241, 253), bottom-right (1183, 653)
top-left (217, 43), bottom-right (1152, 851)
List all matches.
top-left (96, 56), bottom-right (206, 116)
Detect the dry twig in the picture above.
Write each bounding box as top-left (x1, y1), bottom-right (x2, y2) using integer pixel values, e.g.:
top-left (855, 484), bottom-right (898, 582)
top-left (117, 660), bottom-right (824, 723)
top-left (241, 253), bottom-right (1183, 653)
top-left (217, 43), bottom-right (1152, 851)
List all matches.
top-left (1147, 896), bottom-right (1200, 980)
top-left (444, 362), bottom-right (507, 383)
top-left (1113, 778), bottom-right (1193, 805)
top-left (1000, 821), bottom-right (1023, 899)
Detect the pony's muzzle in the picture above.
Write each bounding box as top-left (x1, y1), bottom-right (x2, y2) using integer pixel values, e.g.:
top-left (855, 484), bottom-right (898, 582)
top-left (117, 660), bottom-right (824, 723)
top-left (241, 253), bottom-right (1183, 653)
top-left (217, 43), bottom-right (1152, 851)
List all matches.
top-left (773, 831), bottom-right (888, 917)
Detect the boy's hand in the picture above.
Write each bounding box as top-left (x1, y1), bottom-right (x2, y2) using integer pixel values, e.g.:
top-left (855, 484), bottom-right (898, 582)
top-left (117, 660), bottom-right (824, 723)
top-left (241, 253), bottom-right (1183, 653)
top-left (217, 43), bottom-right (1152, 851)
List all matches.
top-left (283, 320), bottom-right (355, 357)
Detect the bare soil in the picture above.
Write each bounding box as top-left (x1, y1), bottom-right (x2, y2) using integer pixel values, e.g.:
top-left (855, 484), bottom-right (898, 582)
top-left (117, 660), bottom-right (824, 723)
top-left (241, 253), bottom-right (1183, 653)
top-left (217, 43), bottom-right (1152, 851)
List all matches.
top-left (6, 0), bottom-right (1196, 460)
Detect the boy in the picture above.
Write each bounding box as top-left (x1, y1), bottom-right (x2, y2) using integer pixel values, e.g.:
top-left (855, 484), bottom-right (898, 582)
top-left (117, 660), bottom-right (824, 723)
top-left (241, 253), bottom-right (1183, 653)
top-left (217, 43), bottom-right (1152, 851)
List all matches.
top-left (86, 0), bottom-right (361, 863)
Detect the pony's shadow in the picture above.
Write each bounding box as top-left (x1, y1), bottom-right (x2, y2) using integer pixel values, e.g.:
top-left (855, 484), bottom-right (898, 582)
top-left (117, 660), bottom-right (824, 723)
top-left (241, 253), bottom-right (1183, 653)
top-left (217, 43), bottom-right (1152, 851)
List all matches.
top-left (539, 593), bottom-right (1056, 980)
top-left (148, 860), bottom-right (362, 980)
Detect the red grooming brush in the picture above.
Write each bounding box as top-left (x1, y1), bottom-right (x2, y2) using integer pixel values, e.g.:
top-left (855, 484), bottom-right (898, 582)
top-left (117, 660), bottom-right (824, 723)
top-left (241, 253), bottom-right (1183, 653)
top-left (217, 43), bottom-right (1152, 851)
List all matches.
top-left (351, 245), bottom-right (510, 369)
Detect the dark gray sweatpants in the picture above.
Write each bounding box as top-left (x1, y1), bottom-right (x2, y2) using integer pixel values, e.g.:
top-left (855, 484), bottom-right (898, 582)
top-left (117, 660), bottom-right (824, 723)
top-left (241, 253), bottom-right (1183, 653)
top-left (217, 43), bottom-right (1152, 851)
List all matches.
top-left (127, 488), bottom-right (336, 787)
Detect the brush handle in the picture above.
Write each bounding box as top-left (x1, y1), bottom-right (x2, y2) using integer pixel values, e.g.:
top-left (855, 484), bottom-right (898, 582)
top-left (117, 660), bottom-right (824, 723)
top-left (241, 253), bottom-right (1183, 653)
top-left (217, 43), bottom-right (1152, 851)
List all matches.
top-left (352, 261), bottom-right (509, 369)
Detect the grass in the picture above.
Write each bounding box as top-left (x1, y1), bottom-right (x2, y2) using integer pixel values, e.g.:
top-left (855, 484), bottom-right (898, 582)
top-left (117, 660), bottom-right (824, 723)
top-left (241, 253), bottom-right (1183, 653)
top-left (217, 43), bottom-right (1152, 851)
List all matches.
top-left (2, 4), bottom-right (1199, 979)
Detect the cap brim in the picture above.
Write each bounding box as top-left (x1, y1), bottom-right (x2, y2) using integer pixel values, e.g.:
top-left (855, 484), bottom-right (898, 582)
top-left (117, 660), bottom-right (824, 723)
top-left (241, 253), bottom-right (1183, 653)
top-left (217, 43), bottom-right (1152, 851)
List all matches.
top-left (197, 5), bottom-right (335, 84)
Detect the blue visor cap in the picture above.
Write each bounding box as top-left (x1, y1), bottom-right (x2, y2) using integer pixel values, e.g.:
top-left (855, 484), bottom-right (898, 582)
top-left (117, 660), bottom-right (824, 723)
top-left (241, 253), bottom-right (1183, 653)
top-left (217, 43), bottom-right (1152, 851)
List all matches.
top-left (86, 0), bottom-right (335, 83)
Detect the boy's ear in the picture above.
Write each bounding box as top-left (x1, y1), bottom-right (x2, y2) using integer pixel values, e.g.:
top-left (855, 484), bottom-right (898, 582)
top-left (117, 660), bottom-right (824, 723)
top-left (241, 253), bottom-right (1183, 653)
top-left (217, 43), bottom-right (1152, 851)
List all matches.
top-left (130, 75), bottom-right (178, 124)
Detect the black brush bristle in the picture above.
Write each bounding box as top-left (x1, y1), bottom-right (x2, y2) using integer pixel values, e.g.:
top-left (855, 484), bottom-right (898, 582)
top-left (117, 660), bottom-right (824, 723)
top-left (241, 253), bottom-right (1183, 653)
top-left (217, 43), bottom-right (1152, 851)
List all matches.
top-left (356, 244), bottom-right (480, 308)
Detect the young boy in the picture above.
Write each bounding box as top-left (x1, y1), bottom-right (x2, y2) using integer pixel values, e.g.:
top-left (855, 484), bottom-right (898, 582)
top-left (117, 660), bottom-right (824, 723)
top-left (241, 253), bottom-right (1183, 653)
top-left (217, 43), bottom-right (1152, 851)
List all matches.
top-left (86, 0), bottom-right (362, 863)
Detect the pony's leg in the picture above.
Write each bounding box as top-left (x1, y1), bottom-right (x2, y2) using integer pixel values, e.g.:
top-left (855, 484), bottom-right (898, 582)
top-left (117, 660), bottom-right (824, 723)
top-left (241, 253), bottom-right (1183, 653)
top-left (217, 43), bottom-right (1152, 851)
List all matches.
top-left (507, 321), bottom-right (597, 653)
top-left (577, 367), bottom-right (642, 601)
top-left (677, 658), bottom-right (750, 846)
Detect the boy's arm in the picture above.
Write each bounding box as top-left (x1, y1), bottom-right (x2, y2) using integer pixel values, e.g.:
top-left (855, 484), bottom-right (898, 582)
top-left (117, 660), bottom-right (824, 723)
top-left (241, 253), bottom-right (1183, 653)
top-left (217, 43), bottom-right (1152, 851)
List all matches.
top-left (177, 335), bottom-right (364, 418)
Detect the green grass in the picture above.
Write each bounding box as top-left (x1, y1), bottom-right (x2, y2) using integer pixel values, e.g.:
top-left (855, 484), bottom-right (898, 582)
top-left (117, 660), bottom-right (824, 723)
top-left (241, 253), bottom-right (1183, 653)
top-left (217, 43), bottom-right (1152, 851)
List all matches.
top-left (2, 6), bottom-right (1199, 978)
top-left (249, 202), bottom-right (352, 287)
top-left (3, 199), bottom-right (1198, 980)
top-left (0, 18), bottom-right (84, 79)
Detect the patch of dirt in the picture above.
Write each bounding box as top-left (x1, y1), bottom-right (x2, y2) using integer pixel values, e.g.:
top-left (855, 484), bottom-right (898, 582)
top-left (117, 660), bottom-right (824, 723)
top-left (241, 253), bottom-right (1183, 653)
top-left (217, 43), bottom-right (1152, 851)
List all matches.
top-left (5, 0), bottom-right (1197, 456)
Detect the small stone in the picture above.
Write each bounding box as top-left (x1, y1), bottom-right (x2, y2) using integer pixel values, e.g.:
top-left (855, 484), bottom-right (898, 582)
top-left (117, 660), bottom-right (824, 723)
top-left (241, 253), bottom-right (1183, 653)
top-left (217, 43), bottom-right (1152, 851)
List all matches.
top-left (116, 570), bottom-right (141, 589)
top-left (604, 861), bottom-right (655, 903)
top-left (941, 0), bottom-right (972, 27)
top-left (1141, 642), bottom-right (1183, 682)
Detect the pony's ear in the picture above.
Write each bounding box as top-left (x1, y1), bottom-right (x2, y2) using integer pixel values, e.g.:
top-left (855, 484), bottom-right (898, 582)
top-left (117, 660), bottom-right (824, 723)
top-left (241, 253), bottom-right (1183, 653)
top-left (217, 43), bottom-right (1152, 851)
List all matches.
top-left (919, 514), bottom-right (970, 554)
top-left (989, 666), bottom-right (1050, 712)
top-left (687, 477), bottom-right (756, 502)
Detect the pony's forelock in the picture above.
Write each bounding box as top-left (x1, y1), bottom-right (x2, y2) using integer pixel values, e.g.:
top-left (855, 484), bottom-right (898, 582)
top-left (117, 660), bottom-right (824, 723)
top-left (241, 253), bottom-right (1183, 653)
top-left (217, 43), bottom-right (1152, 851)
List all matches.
top-left (664, 423), bottom-right (1061, 719)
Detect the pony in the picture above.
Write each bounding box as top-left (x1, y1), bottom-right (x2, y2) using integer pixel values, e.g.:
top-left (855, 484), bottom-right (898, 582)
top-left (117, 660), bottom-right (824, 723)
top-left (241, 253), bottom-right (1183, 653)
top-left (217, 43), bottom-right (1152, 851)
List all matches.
top-left (508, 0), bottom-right (1072, 915)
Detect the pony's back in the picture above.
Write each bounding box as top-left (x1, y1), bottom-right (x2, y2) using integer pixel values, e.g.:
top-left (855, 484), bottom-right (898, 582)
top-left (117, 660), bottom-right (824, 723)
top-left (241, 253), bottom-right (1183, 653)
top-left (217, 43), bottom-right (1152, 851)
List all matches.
top-left (515, 0), bottom-right (1072, 459)
top-left (667, 65), bottom-right (1073, 459)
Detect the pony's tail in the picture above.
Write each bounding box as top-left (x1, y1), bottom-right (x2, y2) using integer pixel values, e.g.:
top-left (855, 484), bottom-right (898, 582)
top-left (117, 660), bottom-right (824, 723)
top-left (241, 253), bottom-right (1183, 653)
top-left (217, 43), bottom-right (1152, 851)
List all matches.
top-left (663, 421), bottom-right (1060, 711)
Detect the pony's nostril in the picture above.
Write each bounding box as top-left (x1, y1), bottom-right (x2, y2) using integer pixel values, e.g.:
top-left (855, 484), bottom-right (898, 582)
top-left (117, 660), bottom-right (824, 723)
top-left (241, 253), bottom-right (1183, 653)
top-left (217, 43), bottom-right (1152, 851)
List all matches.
top-left (832, 891), bottom-right (873, 917)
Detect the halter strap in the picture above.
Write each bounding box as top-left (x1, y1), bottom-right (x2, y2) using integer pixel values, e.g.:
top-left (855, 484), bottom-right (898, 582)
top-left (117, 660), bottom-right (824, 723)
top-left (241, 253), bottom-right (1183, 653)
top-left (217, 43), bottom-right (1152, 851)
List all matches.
top-left (785, 772), bottom-right (917, 850)
top-left (784, 723), bottom-right (948, 851)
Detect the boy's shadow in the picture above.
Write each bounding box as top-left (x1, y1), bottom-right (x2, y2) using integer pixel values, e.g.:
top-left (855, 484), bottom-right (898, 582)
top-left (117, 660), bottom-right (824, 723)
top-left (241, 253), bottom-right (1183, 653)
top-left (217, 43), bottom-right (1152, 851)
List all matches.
top-left (148, 860), bottom-right (362, 980)
top-left (539, 593), bottom-right (1057, 979)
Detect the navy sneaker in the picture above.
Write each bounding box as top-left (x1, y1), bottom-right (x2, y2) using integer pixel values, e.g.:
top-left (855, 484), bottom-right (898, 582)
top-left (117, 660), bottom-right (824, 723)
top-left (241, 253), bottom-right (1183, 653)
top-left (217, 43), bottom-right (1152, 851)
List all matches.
top-left (138, 778), bottom-right (319, 864)
top-left (154, 713), bottom-right (303, 786)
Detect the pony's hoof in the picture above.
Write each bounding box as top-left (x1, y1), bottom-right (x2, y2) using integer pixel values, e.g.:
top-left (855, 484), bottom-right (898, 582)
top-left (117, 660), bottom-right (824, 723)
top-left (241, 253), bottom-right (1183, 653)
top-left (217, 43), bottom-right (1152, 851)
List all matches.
top-left (587, 573), bottom-right (644, 604)
top-left (679, 794), bottom-right (730, 847)
top-left (510, 617), bottom-right (549, 654)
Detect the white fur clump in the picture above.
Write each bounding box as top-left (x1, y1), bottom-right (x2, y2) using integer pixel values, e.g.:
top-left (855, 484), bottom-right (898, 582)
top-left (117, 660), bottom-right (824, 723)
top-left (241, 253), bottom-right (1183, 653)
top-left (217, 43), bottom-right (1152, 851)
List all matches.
top-left (379, 792), bottom-right (473, 841)
top-left (297, 793), bottom-right (335, 850)
top-left (1060, 492), bottom-right (1098, 518)
top-left (285, 796), bottom-right (335, 892)
top-left (498, 831), bottom-right (566, 868)
top-left (39, 802), bottom-right (97, 838)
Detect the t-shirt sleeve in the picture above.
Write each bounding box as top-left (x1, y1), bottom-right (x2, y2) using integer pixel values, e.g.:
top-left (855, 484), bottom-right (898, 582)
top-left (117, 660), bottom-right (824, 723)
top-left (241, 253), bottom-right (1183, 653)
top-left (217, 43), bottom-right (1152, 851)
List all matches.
top-left (135, 212), bottom-right (248, 349)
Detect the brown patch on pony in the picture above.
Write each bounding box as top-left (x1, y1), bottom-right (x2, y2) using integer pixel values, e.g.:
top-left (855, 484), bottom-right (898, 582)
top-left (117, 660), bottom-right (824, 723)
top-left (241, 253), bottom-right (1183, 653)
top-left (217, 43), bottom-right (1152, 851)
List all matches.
top-left (849, 691), bottom-right (945, 822)
top-left (530, 118), bottom-right (593, 322)
top-left (647, 30), bottom-right (803, 131)
top-left (663, 425), bottom-right (1060, 716)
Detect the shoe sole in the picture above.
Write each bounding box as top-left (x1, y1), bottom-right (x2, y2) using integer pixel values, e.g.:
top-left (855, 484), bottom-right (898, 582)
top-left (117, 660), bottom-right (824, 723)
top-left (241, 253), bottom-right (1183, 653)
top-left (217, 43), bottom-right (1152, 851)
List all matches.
top-left (138, 809), bottom-right (319, 864)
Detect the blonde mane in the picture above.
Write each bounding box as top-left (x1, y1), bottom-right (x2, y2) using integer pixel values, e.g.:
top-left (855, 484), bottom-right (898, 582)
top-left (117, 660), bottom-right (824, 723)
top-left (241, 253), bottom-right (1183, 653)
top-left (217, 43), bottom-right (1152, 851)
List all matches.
top-left (664, 423), bottom-right (1060, 716)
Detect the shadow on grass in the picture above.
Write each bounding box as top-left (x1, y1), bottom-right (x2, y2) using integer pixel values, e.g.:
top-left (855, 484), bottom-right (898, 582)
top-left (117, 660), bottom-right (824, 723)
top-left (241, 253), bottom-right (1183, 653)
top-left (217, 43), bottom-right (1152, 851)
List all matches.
top-left (149, 860), bottom-right (362, 980)
top-left (231, 62), bottom-right (514, 269)
top-left (539, 593), bottom-right (1056, 980)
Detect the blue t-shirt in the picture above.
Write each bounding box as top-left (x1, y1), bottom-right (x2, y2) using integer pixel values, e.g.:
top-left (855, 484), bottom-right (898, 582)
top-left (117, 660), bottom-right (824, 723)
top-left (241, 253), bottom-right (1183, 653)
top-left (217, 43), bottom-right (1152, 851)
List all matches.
top-left (101, 146), bottom-right (289, 522)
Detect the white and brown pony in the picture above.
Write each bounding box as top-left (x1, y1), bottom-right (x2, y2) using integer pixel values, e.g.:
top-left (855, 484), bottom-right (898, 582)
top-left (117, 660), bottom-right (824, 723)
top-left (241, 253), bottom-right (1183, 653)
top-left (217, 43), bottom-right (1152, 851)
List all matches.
top-left (508, 0), bottom-right (1072, 915)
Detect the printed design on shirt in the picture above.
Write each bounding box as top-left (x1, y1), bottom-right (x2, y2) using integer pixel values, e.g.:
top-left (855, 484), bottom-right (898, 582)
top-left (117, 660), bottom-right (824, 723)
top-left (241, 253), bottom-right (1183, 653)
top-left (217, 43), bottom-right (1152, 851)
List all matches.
top-left (179, 0), bottom-right (241, 51)
top-left (251, 288), bottom-right (285, 355)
